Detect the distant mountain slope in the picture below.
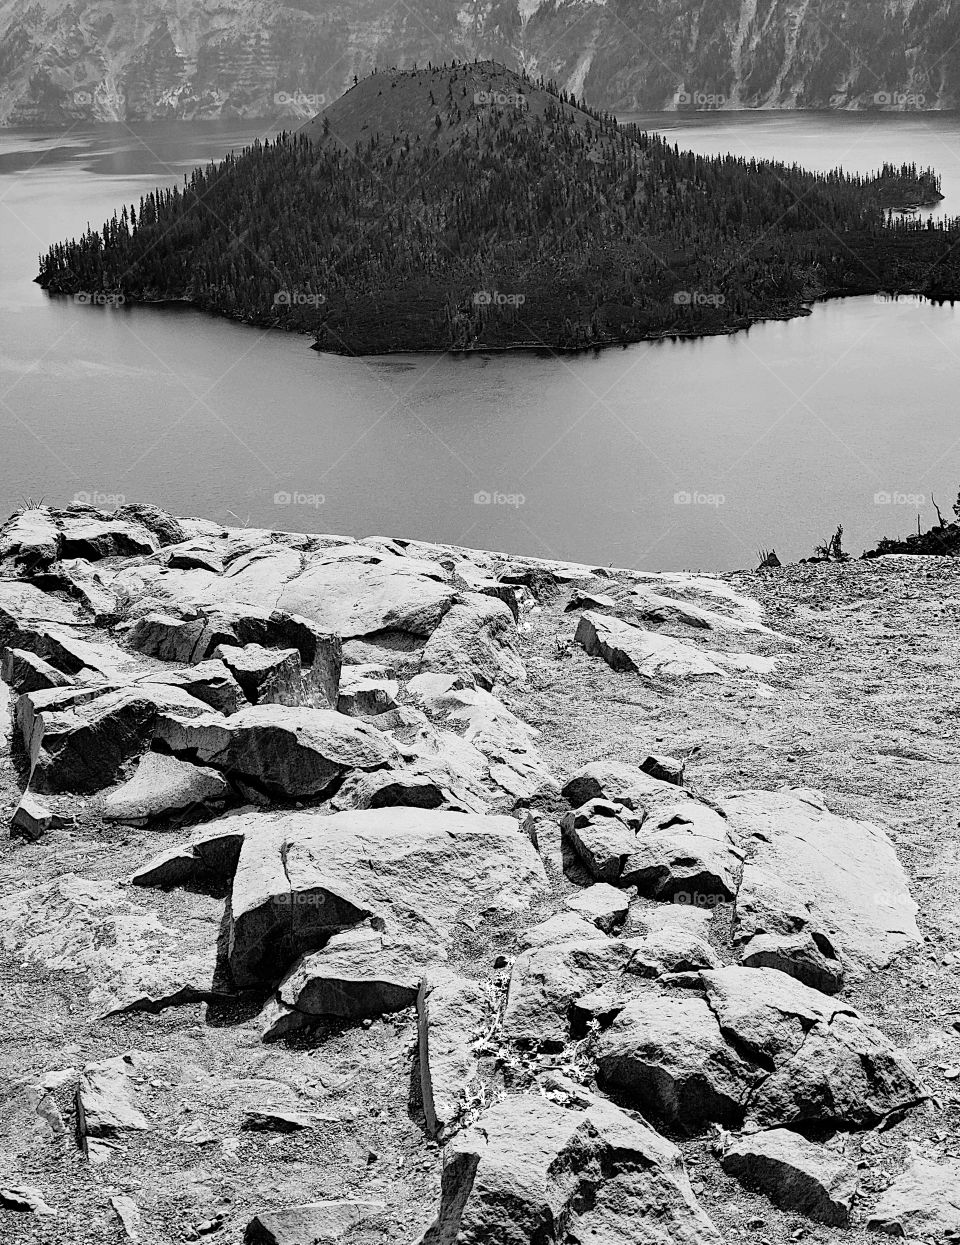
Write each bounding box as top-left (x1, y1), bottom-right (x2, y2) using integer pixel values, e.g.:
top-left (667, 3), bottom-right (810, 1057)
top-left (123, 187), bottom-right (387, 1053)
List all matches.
top-left (36, 63), bottom-right (956, 355)
top-left (2, 0), bottom-right (959, 125)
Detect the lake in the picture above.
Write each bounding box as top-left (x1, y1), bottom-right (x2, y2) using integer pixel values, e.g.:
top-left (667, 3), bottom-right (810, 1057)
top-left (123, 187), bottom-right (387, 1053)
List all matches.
top-left (3, 112), bottom-right (960, 570)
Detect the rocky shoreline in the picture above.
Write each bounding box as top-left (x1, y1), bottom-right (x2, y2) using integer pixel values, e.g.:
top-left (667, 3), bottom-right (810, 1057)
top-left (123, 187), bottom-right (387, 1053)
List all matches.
top-left (0, 504), bottom-right (958, 1244)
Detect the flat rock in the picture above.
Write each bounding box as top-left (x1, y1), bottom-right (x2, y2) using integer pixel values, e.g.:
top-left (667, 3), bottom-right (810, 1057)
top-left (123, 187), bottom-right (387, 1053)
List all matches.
top-left (228, 807), bottom-right (549, 987)
top-left (414, 1090), bottom-right (721, 1244)
top-left (722, 1128), bottom-right (857, 1225)
top-left (518, 911), bottom-right (600, 949)
top-left (0, 580), bottom-right (80, 649)
top-left (156, 704), bottom-right (401, 799)
top-left (11, 790), bottom-right (67, 840)
top-left (418, 969), bottom-right (488, 1139)
top-left (336, 664), bottom-right (399, 716)
top-left (103, 751), bottom-right (230, 825)
top-left (76, 1053), bottom-right (150, 1155)
top-left (0, 1185), bottom-right (57, 1215)
top-left (867, 1155), bottom-right (960, 1237)
top-left (564, 882), bottom-right (630, 932)
top-left (576, 610), bottom-right (727, 679)
top-left (621, 802), bottom-right (743, 903)
top-left (562, 760), bottom-right (681, 812)
top-left (127, 613), bottom-right (208, 662)
top-left (58, 513), bottom-right (158, 560)
top-left (244, 1200), bottom-right (387, 1245)
top-left (0, 873), bottom-right (223, 1015)
top-left (728, 789), bottom-right (921, 977)
top-left (0, 507), bottom-right (60, 572)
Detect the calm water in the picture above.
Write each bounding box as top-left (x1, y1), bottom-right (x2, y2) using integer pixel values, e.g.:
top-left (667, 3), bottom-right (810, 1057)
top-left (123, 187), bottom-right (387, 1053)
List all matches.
top-left (3, 113), bottom-right (960, 570)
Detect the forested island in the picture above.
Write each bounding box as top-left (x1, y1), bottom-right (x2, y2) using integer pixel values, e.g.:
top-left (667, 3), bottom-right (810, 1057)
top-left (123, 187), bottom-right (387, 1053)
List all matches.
top-left (35, 62), bottom-right (960, 355)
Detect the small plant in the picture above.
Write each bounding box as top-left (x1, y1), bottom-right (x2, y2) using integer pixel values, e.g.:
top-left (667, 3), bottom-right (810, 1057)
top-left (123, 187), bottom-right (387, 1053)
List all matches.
top-left (812, 524), bottom-right (849, 562)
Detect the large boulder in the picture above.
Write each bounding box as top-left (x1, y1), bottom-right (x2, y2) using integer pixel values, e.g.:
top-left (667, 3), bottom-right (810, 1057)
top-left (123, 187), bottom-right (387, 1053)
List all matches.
top-left (419, 594), bottom-right (525, 689)
top-left (598, 967), bottom-right (926, 1132)
top-left (156, 705), bottom-right (401, 799)
top-left (58, 511), bottom-right (159, 561)
top-left (728, 789), bottom-right (921, 977)
top-left (29, 685), bottom-right (214, 794)
top-left (277, 556), bottom-right (456, 640)
top-left (227, 807), bottom-right (549, 987)
top-left (0, 580), bottom-right (80, 650)
top-left (414, 1090), bottom-right (721, 1244)
top-left (721, 1129), bottom-right (857, 1226)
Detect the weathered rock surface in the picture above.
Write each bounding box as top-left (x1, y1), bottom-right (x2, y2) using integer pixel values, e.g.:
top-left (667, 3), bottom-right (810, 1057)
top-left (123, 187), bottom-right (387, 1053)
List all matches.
top-left (576, 610), bottom-right (727, 679)
top-left (562, 759), bottom-right (681, 813)
top-left (599, 967), bottom-right (926, 1132)
top-left (621, 802), bottom-right (743, 903)
top-left (10, 790), bottom-right (67, 840)
top-left (228, 807), bottom-right (549, 987)
top-left (244, 1200), bottom-right (387, 1245)
top-left (140, 659), bottom-right (246, 714)
top-left (722, 1128), bottom-right (857, 1225)
top-left (418, 969), bottom-right (488, 1140)
top-left (1, 646), bottom-right (72, 693)
top-left (214, 643), bottom-right (304, 705)
top-left (867, 1155), bottom-right (960, 1237)
top-left (156, 704), bottom-right (400, 798)
top-left (132, 822), bottom-right (247, 888)
top-left (414, 1090), bottom-right (721, 1244)
top-left (76, 1052), bottom-right (150, 1159)
top-left (29, 684), bottom-right (214, 793)
top-left (336, 664), bottom-right (399, 717)
top-left (561, 799), bottom-right (639, 883)
top-left (564, 881), bottom-right (630, 932)
top-left (418, 593), bottom-right (525, 689)
top-left (728, 789), bottom-right (921, 977)
top-left (103, 751), bottom-right (230, 825)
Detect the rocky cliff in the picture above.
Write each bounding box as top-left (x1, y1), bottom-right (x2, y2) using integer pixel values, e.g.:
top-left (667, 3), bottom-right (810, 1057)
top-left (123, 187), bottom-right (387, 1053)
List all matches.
top-left (2, 0), bottom-right (959, 125)
top-left (0, 501), bottom-right (957, 1243)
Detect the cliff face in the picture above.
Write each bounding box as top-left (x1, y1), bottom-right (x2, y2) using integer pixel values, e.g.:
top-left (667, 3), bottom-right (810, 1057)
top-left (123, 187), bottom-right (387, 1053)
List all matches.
top-left (2, 0), bottom-right (958, 124)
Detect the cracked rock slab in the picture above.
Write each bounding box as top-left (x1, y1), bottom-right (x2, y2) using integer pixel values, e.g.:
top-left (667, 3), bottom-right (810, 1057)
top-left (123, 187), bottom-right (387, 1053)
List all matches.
top-left (722, 1128), bottom-right (857, 1225)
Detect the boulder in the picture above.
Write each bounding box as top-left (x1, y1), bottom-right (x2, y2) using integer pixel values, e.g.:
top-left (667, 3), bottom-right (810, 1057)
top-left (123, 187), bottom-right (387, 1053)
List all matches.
top-left (140, 659), bottom-right (246, 714)
top-left (214, 643), bottom-right (304, 705)
top-left (336, 664), bottom-right (399, 717)
top-left (414, 1091), bottom-right (721, 1245)
top-left (0, 1186), bottom-right (56, 1215)
top-left (29, 685), bottom-right (213, 794)
top-left (641, 753), bottom-right (685, 785)
top-left (10, 791), bottom-right (67, 840)
top-left (563, 591), bottom-right (617, 612)
top-left (621, 803), bottom-right (743, 903)
top-left (272, 928), bottom-right (423, 1024)
top-left (867, 1156), bottom-right (960, 1237)
top-left (127, 613), bottom-right (208, 663)
top-left (156, 704), bottom-right (400, 799)
top-left (576, 611), bottom-right (727, 679)
top-left (329, 763), bottom-right (485, 814)
top-left (58, 512), bottom-right (158, 561)
top-left (277, 556), bottom-right (456, 640)
top-left (419, 594), bottom-right (524, 689)
top-left (728, 789), bottom-right (921, 977)
top-left (0, 580), bottom-right (80, 650)
top-left (561, 801), bottom-right (639, 883)
top-left (562, 760), bottom-right (679, 812)
top-left (244, 1201), bottom-right (386, 1245)
top-left (598, 968), bottom-right (926, 1132)
top-left (114, 502), bottom-right (187, 547)
top-left (0, 507), bottom-right (60, 572)
top-left (564, 882), bottom-right (630, 932)
top-left (418, 969), bottom-right (488, 1139)
top-left (228, 807), bottom-right (549, 988)
top-left (739, 930), bottom-right (844, 995)
top-left (518, 911), bottom-right (600, 949)
top-left (1, 647), bottom-right (72, 693)
top-left (76, 1053), bottom-right (150, 1158)
top-left (722, 1129), bottom-right (857, 1225)
top-left (104, 751), bottom-right (230, 825)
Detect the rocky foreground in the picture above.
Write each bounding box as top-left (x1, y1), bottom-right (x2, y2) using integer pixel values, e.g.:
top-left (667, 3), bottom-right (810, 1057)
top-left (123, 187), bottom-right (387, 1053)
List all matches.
top-left (0, 503), bottom-right (958, 1244)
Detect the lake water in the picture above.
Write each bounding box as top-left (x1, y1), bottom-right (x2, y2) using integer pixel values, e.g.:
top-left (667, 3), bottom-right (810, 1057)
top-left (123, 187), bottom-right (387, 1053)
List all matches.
top-left (3, 112), bottom-right (960, 570)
